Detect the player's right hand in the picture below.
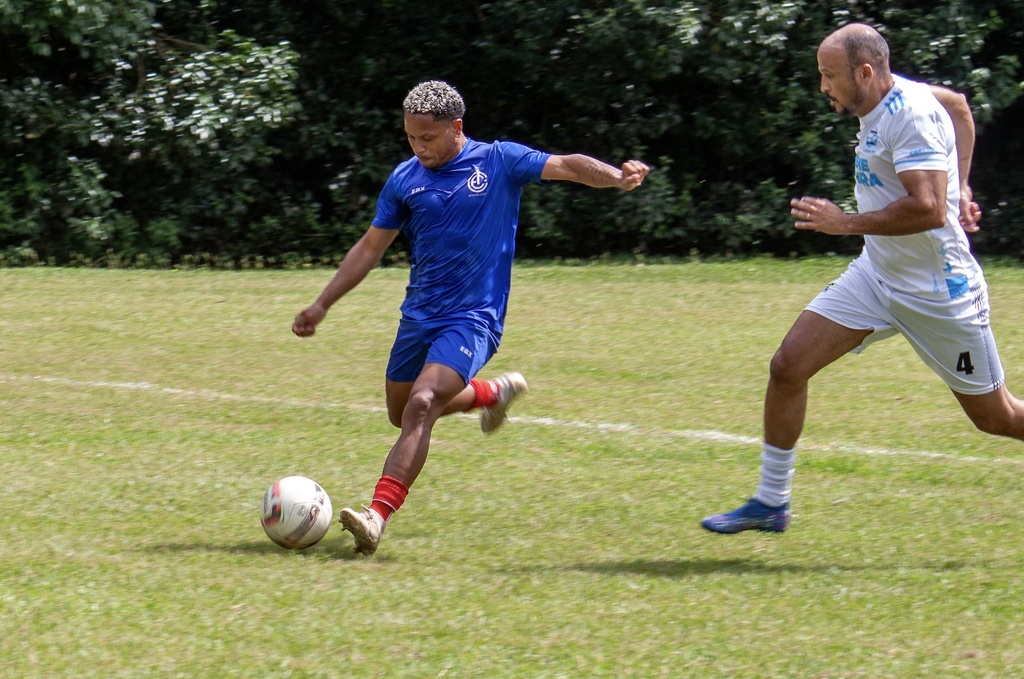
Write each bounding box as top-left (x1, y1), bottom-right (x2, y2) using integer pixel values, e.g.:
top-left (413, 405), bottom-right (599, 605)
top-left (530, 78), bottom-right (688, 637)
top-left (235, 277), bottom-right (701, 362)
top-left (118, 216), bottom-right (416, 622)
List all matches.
top-left (620, 160), bottom-right (650, 190)
top-left (292, 305), bottom-right (326, 337)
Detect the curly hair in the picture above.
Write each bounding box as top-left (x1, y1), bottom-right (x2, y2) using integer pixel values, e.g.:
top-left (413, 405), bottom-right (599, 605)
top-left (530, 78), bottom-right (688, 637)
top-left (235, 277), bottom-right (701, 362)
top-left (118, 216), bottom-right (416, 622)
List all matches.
top-left (402, 80), bottom-right (466, 122)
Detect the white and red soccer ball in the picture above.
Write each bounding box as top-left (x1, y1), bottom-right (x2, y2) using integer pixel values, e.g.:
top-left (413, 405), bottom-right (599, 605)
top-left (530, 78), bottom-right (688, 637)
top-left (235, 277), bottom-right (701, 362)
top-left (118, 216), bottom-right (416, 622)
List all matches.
top-left (260, 476), bottom-right (332, 549)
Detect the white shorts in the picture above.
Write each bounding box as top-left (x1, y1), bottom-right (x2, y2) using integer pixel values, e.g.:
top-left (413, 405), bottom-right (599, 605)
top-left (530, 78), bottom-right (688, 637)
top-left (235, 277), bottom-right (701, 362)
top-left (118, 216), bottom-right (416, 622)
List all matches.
top-left (806, 256), bottom-right (1005, 395)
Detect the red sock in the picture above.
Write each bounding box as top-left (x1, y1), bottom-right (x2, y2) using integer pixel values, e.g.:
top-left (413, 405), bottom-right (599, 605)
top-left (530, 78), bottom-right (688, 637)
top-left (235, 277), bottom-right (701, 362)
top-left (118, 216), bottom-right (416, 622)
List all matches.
top-left (469, 378), bottom-right (497, 409)
top-left (369, 475), bottom-right (409, 522)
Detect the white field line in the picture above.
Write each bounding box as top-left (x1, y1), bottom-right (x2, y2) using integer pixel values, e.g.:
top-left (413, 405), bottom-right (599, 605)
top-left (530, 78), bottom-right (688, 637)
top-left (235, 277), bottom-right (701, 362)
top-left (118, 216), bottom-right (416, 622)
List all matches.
top-left (4, 373), bottom-right (1022, 466)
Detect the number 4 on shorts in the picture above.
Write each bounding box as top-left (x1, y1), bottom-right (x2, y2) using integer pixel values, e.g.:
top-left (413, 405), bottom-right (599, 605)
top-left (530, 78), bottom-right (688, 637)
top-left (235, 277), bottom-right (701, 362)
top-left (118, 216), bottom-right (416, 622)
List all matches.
top-left (956, 351), bottom-right (975, 375)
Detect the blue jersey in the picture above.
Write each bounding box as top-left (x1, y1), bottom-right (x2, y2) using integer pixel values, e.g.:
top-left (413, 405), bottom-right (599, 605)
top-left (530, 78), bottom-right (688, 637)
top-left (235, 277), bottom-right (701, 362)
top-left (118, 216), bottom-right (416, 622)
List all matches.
top-left (373, 138), bottom-right (550, 332)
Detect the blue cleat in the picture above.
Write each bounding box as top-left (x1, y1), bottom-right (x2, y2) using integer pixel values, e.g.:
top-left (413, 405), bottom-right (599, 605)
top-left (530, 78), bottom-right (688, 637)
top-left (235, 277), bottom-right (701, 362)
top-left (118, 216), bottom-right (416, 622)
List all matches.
top-left (701, 499), bottom-right (790, 534)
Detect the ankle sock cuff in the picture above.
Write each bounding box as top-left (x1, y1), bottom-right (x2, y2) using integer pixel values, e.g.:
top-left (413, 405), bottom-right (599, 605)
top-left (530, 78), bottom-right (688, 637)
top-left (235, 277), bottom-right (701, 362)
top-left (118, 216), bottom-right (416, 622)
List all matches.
top-left (469, 378), bottom-right (497, 409)
top-left (371, 475), bottom-right (410, 522)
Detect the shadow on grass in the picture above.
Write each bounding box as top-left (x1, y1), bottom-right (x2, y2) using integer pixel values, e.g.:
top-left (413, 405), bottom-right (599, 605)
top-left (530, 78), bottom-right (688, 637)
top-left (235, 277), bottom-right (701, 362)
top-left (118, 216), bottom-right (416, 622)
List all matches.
top-left (140, 540), bottom-right (381, 562)
top-left (559, 557), bottom-right (979, 578)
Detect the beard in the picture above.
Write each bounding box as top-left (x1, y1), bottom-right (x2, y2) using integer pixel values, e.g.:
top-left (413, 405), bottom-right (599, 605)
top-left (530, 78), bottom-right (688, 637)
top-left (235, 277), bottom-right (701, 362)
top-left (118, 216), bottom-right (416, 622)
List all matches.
top-left (829, 90), bottom-right (864, 116)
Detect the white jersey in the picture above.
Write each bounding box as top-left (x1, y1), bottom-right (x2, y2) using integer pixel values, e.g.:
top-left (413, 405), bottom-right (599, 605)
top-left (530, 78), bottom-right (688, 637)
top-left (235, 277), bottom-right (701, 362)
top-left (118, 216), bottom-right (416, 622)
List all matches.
top-left (855, 74), bottom-right (980, 301)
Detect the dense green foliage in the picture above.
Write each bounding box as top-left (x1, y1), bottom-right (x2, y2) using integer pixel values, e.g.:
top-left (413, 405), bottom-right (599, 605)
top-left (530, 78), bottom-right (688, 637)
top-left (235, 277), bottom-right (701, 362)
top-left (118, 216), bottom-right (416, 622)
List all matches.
top-left (2, 1), bottom-right (1023, 265)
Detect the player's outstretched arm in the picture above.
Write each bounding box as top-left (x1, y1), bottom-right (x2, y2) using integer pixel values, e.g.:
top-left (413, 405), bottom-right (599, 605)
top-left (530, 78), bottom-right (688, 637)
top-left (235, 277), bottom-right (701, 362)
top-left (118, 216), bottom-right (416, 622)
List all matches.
top-left (541, 154), bottom-right (650, 190)
top-left (292, 226), bottom-right (399, 337)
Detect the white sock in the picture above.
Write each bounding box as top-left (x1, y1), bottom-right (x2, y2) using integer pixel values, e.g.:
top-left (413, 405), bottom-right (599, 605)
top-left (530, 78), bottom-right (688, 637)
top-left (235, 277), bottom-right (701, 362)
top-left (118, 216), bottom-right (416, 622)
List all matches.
top-left (753, 443), bottom-right (795, 507)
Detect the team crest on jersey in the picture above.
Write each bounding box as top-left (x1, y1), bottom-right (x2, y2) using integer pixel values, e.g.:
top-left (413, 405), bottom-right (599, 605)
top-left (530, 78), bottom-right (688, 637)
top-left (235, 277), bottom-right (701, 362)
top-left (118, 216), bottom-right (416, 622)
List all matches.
top-left (467, 165), bottom-right (488, 194)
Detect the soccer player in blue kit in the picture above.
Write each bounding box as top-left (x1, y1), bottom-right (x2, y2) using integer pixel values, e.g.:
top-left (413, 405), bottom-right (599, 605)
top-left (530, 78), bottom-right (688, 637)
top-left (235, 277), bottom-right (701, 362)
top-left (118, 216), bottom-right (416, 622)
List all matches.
top-left (293, 80), bottom-right (650, 555)
top-left (702, 23), bottom-right (1024, 535)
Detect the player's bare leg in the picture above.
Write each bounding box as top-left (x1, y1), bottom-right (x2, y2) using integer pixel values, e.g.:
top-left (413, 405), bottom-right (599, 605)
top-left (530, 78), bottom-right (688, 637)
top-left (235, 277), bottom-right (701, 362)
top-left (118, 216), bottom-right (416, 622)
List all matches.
top-left (382, 362), bottom-right (466, 484)
top-left (388, 373), bottom-right (529, 432)
top-left (702, 312), bottom-right (871, 533)
top-left (953, 386), bottom-right (1024, 440)
top-left (440, 382), bottom-right (477, 416)
top-left (342, 363), bottom-right (466, 554)
top-left (385, 380), bottom-right (414, 428)
top-left (763, 311), bottom-right (873, 449)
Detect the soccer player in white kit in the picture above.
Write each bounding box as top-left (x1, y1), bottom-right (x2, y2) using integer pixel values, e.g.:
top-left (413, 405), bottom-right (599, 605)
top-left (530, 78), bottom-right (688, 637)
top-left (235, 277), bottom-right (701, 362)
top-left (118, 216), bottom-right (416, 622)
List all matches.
top-left (702, 23), bottom-right (1024, 534)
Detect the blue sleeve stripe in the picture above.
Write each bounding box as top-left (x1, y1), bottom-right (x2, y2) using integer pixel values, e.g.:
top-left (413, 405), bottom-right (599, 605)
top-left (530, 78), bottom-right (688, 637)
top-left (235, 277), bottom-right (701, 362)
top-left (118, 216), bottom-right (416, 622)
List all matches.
top-left (894, 153), bottom-right (943, 167)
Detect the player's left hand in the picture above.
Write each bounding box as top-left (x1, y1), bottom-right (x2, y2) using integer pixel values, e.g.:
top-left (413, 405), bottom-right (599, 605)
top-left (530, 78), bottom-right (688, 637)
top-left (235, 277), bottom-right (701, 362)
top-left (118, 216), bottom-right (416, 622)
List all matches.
top-left (790, 196), bottom-right (849, 235)
top-left (619, 160), bottom-right (650, 190)
top-left (959, 183), bottom-right (981, 234)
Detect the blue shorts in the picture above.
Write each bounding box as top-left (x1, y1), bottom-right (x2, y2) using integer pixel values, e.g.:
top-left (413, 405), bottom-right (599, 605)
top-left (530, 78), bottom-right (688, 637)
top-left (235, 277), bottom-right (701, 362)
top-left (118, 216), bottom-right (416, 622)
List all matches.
top-left (386, 317), bottom-right (501, 383)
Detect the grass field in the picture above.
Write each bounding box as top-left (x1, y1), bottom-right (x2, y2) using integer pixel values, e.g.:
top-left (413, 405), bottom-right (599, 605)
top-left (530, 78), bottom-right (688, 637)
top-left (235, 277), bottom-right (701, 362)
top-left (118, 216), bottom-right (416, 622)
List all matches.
top-left (2, 258), bottom-right (1024, 678)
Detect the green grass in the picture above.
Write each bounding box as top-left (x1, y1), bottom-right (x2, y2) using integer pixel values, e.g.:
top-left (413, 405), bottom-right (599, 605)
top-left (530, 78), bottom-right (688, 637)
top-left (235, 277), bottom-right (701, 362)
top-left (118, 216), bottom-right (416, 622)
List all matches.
top-left (2, 258), bottom-right (1023, 677)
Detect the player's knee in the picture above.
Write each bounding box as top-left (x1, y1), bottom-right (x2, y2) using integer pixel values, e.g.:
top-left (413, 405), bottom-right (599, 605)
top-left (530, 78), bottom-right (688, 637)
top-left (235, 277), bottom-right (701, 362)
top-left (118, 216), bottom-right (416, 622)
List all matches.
top-left (769, 348), bottom-right (806, 386)
top-left (402, 389), bottom-right (440, 426)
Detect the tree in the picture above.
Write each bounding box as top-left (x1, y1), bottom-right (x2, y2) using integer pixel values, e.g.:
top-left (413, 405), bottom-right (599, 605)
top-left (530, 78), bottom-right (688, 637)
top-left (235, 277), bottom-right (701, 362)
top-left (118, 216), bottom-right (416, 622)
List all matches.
top-left (1, 0), bottom-right (1022, 265)
top-left (0, 0), bottom-right (299, 263)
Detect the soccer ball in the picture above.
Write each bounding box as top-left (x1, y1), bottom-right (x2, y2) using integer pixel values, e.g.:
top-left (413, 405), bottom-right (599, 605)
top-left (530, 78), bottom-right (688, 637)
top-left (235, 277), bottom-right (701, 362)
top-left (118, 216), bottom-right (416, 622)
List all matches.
top-left (260, 476), bottom-right (333, 549)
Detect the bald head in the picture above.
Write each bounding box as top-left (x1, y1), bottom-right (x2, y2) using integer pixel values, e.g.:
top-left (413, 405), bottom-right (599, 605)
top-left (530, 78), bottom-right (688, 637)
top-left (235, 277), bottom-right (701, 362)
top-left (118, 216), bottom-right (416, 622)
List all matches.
top-left (817, 23), bottom-right (895, 117)
top-left (820, 23), bottom-right (891, 79)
